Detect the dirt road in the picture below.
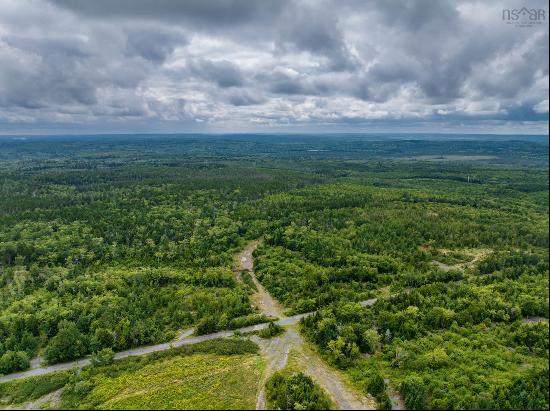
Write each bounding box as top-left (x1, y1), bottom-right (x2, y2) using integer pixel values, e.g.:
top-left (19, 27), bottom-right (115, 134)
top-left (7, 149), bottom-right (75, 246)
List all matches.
top-left (238, 240), bottom-right (284, 319)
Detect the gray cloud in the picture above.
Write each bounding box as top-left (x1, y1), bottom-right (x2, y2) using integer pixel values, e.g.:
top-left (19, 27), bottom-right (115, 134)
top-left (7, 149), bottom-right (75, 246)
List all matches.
top-left (0, 36), bottom-right (98, 109)
top-left (265, 70), bottom-right (306, 95)
top-left (374, 0), bottom-right (460, 32)
top-left (276, 3), bottom-right (359, 71)
top-left (226, 90), bottom-right (265, 106)
top-left (187, 59), bottom-right (245, 88)
top-left (0, 0), bottom-right (547, 133)
top-left (126, 29), bottom-right (186, 62)
top-left (51, 0), bottom-right (285, 26)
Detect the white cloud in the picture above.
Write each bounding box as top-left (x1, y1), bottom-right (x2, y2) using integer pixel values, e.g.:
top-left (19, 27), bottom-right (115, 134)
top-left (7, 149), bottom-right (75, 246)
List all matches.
top-left (534, 99), bottom-right (549, 113)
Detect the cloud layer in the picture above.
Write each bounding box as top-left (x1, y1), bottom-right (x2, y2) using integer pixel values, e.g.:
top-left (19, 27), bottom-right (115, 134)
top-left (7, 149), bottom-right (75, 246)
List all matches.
top-left (0, 0), bottom-right (548, 133)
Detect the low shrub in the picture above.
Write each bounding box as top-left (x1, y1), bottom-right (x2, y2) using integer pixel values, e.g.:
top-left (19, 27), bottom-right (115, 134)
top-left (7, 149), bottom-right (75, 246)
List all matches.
top-left (258, 322), bottom-right (285, 339)
top-left (266, 371), bottom-right (332, 410)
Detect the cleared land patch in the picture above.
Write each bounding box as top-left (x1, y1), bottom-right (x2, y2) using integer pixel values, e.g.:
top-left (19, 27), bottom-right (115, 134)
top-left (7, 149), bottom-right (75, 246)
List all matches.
top-left (73, 353), bottom-right (263, 410)
top-left (0, 339), bottom-right (264, 410)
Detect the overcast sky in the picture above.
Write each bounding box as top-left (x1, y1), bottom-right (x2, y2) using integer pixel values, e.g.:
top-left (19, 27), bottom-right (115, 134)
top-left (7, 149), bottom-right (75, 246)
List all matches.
top-left (0, 0), bottom-right (548, 134)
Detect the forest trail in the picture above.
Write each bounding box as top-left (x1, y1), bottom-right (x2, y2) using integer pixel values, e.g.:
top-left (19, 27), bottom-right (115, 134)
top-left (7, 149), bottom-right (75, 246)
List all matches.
top-left (237, 240), bottom-right (284, 319)
top-left (1, 240), bottom-right (378, 411)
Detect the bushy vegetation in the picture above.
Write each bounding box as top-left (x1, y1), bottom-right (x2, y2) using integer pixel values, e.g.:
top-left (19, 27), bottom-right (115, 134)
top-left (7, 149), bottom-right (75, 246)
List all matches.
top-left (251, 173), bottom-right (548, 408)
top-left (90, 348), bottom-right (115, 367)
top-left (266, 371), bottom-right (332, 410)
top-left (0, 350), bottom-right (29, 375)
top-left (0, 134), bottom-right (548, 409)
top-left (366, 370), bottom-right (392, 410)
top-left (240, 271), bottom-right (258, 291)
top-left (258, 321), bottom-right (285, 339)
top-left (0, 371), bottom-right (71, 405)
top-left (241, 136), bottom-right (547, 409)
top-left (0, 136), bottom-right (321, 372)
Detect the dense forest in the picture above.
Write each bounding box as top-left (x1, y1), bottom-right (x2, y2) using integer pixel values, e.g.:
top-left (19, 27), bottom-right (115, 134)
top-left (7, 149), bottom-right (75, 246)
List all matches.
top-left (0, 134), bottom-right (548, 409)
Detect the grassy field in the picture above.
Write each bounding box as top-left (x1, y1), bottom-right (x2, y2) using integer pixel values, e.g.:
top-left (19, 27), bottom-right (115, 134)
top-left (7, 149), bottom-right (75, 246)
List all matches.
top-left (73, 353), bottom-right (264, 410)
top-left (0, 339), bottom-right (265, 410)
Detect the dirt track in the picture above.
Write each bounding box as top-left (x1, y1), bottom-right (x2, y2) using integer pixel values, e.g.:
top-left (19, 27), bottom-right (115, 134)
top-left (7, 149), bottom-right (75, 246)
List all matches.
top-left (238, 240), bottom-right (284, 319)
